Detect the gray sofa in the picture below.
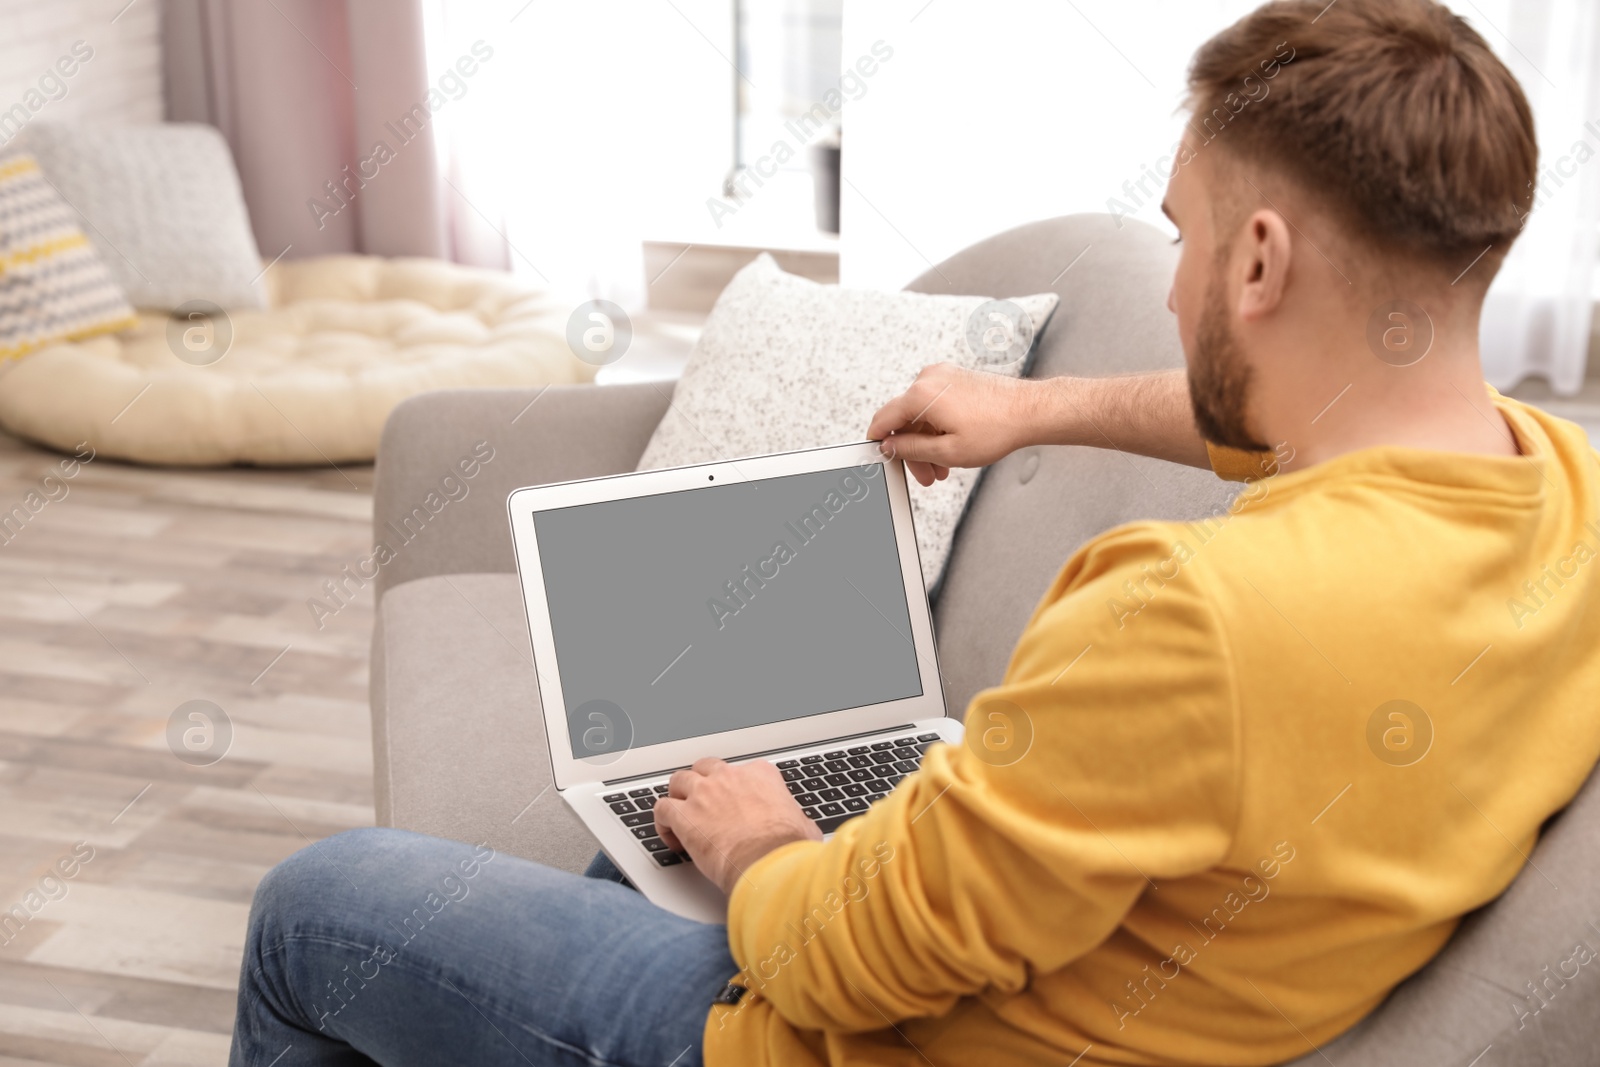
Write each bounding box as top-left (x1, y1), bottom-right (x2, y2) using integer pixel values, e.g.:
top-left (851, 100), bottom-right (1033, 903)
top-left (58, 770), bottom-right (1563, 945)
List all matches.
top-left (370, 214), bottom-right (1600, 1065)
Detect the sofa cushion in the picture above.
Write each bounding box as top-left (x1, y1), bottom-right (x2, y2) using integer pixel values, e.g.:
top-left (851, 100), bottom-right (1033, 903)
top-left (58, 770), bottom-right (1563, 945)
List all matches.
top-left (373, 571), bottom-right (597, 874)
top-left (637, 252), bottom-right (1059, 589)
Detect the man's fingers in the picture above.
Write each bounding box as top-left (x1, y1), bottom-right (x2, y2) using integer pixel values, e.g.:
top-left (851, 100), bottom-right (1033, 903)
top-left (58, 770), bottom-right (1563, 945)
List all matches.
top-left (906, 459), bottom-right (937, 487)
top-left (652, 798), bottom-right (684, 850)
top-left (692, 757), bottom-right (728, 777)
top-left (667, 768), bottom-right (697, 799)
top-left (881, 430), bottom-right (957, 467)
top-left (866, 390), bottom-right (923, 442)
top-left (888, 434), bottom-right (951, 484)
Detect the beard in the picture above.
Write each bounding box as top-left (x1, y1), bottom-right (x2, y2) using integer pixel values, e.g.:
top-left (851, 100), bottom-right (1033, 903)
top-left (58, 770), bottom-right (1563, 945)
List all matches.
top-left (1187, 274), bottom-right (1271, 453)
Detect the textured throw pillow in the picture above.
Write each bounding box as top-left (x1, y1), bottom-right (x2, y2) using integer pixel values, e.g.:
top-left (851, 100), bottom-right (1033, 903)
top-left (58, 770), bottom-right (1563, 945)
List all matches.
top-left (638, 254), bottom-right (1059, 589)
top-left (0, 154), bottom-right (137, 362)
top-left (19, 122), bottom-right (266, 310)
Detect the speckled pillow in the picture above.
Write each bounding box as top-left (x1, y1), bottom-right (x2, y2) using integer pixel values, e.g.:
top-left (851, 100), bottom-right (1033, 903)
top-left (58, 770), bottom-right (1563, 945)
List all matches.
top-left (637, 253), bottom-right (1059, 589)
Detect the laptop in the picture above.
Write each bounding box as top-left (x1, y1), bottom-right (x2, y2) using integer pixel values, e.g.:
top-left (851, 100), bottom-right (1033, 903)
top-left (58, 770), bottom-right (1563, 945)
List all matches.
top-left (506, 441), bottom-right (962, 921)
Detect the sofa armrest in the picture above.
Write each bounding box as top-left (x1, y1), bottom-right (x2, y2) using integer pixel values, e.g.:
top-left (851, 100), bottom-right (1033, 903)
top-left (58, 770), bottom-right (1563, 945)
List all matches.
top-left (371, 381), bottom-right (674, 599)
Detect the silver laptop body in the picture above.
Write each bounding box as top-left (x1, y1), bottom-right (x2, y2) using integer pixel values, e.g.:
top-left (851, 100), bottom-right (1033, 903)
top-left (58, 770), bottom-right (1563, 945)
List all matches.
top-left (507, 442), bottom-right (960, 921)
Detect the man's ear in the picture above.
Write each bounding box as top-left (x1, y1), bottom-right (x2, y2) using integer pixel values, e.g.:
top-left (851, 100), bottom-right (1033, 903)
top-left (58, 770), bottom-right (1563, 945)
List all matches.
top-left (1237, 208), bottom-right (1293, 321)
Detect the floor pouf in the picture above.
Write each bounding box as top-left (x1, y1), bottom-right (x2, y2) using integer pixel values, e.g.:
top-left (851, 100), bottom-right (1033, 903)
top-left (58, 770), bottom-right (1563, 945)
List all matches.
top-left (0, 255), bottom-right (597, 466)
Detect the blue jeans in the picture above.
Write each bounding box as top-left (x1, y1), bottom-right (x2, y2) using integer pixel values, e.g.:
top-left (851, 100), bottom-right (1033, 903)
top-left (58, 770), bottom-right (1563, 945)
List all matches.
top-left (229, 828), bottom-right (737, 1067)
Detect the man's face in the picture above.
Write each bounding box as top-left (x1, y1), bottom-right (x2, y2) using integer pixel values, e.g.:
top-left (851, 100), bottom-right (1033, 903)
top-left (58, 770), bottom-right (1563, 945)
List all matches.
top-left (1163, 146), bottom-right (1270, 452)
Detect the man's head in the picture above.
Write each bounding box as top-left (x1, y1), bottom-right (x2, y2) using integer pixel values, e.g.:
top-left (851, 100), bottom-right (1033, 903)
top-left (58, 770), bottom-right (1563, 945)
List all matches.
top-left (1163, 0), bottom-right (1537, 452)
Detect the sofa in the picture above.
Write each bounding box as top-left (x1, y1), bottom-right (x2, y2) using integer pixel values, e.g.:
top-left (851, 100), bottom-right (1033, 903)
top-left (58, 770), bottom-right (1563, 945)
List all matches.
top-left (369, 214), bottom-right (1600, 1065)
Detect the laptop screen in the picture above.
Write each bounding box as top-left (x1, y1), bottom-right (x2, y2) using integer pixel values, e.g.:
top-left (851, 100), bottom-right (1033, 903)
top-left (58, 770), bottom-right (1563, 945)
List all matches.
top-left (531, 462), bottom-right (925, 760)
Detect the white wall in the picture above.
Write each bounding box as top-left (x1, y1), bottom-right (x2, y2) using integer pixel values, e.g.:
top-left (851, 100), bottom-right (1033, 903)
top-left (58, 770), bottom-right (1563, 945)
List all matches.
top-left (840, 0), bottom-right (1263, 288)
top-left (839, 0), bottom-right (1540, 293)
top-left (839, 0), bottom-right (1264, 288)
top-left (0, 0), bottom-right (163, 148)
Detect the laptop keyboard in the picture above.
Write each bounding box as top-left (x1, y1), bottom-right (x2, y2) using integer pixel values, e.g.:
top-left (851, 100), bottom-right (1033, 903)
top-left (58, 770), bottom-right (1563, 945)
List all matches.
top-left (600, 732), bottom-right (944, 867)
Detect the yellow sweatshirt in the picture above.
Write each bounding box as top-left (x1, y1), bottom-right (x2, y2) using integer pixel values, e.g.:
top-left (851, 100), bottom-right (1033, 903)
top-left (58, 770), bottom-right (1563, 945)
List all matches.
top-left (704, 392), bottom-right (1600, 1066)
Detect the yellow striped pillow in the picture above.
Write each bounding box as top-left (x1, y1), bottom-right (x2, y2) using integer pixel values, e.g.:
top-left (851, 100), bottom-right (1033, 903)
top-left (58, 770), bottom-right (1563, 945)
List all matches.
top-left (0, 154), bottom-right (137, 363)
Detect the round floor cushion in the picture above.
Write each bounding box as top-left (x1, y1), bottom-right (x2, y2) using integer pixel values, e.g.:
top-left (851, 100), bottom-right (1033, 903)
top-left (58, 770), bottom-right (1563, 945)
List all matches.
top-left (0, 255), bottom-right (597, 466)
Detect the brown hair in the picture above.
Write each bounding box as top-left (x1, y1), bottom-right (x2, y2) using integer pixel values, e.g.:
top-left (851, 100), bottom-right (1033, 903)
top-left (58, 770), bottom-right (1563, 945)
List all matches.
top-left (1186, 0), bottom-right (1537, 272)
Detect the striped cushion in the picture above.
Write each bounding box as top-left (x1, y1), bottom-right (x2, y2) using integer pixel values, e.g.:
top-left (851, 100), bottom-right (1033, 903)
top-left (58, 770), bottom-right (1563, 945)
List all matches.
top-left (0, 154), bottom-right (136, 363)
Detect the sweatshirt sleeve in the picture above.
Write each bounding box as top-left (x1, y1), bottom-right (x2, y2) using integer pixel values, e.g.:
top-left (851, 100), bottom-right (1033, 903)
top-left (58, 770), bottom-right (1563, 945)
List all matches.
top-left (723, 524), bottom-right (1241, 1032)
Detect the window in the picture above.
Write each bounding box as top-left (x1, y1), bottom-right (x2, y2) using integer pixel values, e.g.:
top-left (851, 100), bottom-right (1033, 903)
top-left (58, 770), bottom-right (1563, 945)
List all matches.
top-left (722, 0), bottom-right (843, 239)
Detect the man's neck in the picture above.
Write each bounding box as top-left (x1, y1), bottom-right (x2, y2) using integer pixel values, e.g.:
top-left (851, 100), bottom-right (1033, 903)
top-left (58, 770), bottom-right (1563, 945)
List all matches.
top-left (1253, 337), bottom-right (1520, 471)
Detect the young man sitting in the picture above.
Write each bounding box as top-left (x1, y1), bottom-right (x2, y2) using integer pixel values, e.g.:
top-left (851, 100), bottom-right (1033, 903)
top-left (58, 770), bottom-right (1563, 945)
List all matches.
top-left (230, 1), bottom-right (1600, 1064)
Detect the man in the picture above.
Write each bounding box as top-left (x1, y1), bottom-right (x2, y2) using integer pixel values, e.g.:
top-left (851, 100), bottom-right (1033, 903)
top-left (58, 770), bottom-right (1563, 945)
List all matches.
top-left (231, 1), bottom-right (1600, 1064)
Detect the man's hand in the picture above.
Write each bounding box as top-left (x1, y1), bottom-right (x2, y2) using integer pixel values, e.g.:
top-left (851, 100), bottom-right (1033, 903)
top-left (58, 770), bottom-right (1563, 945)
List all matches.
top-left (866, 363), bottom-right (1038, 486)
top-left (653, 758), bottom-right (822, 896)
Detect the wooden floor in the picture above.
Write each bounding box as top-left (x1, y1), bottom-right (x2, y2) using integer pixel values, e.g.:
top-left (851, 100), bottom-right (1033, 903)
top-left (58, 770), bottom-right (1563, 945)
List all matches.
top-left (0, 428), bottom-right (378, 1067)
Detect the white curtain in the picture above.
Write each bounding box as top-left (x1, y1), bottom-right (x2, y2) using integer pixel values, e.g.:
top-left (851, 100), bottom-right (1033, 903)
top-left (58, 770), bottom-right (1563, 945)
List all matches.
top-left (421, 0), bottom-right (731, 310)
top-left (1458, 0), bottom-right (1600, 394)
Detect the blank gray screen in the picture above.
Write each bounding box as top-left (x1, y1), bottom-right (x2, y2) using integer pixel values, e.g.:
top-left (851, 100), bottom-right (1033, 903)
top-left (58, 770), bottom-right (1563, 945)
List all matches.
top-left (531, 463), bottom-right (924, 759)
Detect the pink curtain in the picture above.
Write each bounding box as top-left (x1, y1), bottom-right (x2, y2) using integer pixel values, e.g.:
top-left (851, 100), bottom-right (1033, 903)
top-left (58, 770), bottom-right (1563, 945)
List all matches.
top-left (163, 0), bottom-right (449, 261)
